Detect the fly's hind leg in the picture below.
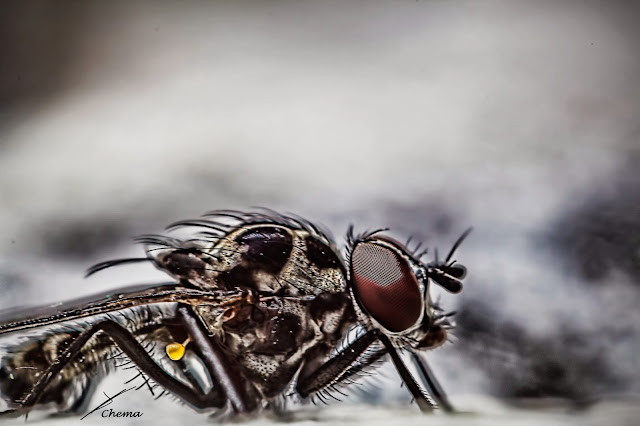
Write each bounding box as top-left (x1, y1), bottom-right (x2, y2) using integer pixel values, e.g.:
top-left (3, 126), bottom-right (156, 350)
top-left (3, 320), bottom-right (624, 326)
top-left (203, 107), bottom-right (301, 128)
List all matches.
top-left (4, 318), bottom-right (226, 416)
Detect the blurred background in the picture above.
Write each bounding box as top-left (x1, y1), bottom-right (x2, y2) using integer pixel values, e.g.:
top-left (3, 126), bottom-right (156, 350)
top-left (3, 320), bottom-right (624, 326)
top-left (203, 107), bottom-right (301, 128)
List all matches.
top-left (1, 1), bottom-right (639, 424)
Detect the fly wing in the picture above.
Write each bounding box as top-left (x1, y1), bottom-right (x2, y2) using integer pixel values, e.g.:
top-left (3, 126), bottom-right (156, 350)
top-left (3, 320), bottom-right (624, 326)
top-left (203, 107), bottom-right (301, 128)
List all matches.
top-left (0, 283), bottom-right (246, 336)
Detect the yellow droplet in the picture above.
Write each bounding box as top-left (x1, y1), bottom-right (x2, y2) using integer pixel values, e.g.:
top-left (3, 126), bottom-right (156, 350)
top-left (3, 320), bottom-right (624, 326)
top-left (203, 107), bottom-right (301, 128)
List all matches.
top-left (166, 343), bottom-right (185, 361)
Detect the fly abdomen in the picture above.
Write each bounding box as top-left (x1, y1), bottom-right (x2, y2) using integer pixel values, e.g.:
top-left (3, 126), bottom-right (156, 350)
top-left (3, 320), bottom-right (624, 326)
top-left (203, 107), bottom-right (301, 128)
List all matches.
top-left (0, 305), bottom-right (178, 413)
top-left (1, 329), bottom-right (102, 412)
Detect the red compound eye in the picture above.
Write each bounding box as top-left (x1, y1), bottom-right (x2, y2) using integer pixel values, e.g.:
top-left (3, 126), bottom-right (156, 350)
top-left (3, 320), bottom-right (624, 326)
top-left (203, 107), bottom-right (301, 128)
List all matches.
top-left (351, 242), bottom-right (422, 332)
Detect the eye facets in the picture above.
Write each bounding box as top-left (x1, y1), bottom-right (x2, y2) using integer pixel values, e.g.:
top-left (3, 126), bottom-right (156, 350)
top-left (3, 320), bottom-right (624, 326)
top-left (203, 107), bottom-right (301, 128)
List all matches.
top-left (351, 242), bottom-right (422, 332)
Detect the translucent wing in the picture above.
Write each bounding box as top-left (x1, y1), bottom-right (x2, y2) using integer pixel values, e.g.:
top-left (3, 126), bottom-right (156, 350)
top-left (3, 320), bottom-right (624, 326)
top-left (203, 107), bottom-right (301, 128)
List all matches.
top-left (0, 284), bottom-right (247, 336)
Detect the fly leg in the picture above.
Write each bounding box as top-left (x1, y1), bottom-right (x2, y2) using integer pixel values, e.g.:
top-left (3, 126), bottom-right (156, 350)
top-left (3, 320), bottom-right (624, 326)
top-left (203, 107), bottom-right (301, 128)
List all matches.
top-left (297, 329), bottom-right (437, 413)
top-left (409, 352), bottom-right (453, 412)
top-left (5, 319), bottom-right (226, 416)
top-left (176, 305), bottom-right (258, 414)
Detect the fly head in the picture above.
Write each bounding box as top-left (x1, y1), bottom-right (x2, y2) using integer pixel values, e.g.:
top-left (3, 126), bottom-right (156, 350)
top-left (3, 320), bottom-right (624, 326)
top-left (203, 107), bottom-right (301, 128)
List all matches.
top-left (348, 229), bottom-right (470, 350)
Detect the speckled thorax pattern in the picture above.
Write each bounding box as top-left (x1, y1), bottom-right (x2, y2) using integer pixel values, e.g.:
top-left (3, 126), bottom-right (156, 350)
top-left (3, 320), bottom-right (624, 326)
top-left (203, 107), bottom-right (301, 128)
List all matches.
top-left (155, 224), bottom-right (356, 400)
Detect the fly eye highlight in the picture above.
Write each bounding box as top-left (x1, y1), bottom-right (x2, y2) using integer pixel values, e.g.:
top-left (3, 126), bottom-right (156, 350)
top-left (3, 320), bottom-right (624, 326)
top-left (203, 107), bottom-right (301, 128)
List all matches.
top-left (351, 242), bottom-right (423, 333)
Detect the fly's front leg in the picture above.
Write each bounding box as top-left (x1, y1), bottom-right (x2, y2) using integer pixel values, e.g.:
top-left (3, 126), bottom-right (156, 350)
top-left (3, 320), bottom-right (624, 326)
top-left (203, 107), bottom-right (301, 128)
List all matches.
top-left (297, 329), bottom-right (437, 413)
top-left (410, 352), bottom-right (453, 412)
top-left (6, 319), bottom-right (226, 416)
top-left (297, 331), bottom-right (381, 398)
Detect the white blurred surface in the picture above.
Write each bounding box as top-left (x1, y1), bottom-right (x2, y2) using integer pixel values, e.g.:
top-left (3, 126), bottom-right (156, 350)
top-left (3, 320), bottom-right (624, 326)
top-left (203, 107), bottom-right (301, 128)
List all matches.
top-left (0, 0), bottom-right (639, 423)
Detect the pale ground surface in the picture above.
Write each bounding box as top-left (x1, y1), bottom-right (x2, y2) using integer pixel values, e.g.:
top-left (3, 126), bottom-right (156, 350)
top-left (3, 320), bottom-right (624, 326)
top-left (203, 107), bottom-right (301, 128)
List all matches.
top-left (3, 393), bottom-right (640, 426)
top-left (1, 369), bottom-right (639, 425)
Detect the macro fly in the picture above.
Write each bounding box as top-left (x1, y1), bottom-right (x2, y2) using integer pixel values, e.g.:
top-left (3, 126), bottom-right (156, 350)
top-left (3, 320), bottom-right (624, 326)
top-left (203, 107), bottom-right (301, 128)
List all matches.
top-left (0, 210), bottom-right (470, 418)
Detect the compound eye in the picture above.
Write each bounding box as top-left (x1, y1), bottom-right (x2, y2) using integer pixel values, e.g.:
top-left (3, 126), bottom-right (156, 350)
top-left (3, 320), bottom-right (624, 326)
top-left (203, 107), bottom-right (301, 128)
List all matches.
top-left (351, 242), bottom-right (423, 332)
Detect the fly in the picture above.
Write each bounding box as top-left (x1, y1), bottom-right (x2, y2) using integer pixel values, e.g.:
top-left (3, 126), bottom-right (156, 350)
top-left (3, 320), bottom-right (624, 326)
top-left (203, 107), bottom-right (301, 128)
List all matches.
top-left (0, 209), bottom-right (470, 417)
